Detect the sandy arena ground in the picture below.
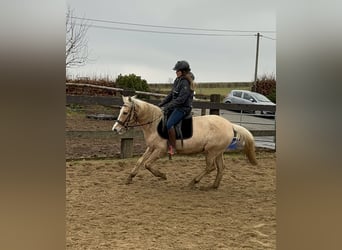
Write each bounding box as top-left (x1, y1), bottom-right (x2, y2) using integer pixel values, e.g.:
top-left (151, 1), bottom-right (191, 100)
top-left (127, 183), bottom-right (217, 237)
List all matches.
top-left (66, 152), bottom-right (276, 249)
top-left (66, 106), bottom-right (276, 249)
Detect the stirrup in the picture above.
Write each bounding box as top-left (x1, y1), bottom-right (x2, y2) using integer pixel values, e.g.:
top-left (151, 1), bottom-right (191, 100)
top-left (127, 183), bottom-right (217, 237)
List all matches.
top-left (168, 145), bottom-right (175, 156)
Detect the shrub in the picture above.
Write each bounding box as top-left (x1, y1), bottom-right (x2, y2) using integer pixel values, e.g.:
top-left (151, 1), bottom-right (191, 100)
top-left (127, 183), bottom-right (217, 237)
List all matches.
top-left (253, 73), bottom-right (276, 103)
top-left (115, 74), bottom-right (149, 92)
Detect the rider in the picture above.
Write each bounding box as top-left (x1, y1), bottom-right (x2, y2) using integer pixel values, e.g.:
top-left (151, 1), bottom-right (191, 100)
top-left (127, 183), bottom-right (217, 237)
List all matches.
top-left (158, 60), bottom-right (195, 156)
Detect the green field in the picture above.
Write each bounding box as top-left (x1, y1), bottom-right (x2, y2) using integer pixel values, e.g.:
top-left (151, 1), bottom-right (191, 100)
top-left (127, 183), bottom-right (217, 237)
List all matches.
top-left (150, 86), bottom-right (251, 98)
top-left (194, 86), bottom-right (250, 96)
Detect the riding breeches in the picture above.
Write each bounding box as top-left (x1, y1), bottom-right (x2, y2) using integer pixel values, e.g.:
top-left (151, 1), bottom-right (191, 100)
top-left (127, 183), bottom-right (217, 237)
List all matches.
top-left (166, 108), bottom-right (186, 130)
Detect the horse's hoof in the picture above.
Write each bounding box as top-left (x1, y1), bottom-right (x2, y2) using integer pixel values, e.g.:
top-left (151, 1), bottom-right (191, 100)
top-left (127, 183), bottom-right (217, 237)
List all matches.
top-left (159, 173), bottom-right (167, 180)
top-left (188, 180), bottom-right (197, 188)
top-left (125, 178), bottom-right (133, 185)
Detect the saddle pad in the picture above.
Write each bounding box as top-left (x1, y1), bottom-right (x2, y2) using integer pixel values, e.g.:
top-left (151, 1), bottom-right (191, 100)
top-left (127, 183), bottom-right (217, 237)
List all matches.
top-left (157, 117), bottom-right (193, 140)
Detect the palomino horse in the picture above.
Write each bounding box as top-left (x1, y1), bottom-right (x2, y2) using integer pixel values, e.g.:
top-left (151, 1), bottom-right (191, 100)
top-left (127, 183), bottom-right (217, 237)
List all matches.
top-left (112, 96), bottom-right (258, 189)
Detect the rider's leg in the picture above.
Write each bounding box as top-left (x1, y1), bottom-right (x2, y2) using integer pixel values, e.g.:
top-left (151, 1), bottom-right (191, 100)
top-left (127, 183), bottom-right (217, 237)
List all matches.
top-left (166, 109), bottom-right (185, 155)
top-left (167, 127), bottom-right (176, 155)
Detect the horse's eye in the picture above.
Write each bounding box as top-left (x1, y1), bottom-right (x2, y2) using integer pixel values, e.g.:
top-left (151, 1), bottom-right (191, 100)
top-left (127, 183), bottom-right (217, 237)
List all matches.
top-left (123, 112), bottom-right (128, 115)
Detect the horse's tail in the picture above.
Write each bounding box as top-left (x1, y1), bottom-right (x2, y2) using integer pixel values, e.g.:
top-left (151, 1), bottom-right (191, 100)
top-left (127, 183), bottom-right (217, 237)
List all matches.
top-left (232, 124), bottom-right (258, 165)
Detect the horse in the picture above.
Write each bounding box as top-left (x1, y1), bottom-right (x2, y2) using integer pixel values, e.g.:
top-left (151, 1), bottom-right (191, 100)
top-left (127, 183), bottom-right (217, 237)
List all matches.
top-left (112, 95), bottom-right (258, 189)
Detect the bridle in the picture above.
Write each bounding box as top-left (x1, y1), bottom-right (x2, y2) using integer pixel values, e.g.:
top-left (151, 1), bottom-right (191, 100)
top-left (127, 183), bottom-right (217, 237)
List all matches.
top-left (115, 101), bottom-right (162, 129)
top-left (115, 102), bottom-right (137, 128)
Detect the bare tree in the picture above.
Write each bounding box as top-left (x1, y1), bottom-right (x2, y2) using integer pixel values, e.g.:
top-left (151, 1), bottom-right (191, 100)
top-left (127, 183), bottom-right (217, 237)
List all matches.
top-left (66, 7), bottom-right (89, 68)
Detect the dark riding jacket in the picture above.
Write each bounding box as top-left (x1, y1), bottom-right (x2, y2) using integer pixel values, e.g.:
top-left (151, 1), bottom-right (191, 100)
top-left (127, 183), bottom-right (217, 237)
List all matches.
top-left (159, 76), bottom-right (194, 115)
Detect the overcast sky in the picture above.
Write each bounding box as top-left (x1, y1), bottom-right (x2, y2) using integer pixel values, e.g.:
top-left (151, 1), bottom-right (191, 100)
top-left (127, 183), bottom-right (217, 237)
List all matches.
top-left (66, 0), bottom-right (276, 83)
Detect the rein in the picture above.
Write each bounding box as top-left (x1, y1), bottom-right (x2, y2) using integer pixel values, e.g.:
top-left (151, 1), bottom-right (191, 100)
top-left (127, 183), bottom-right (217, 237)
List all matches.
top-left (125, 115), bottom-right (162, 128)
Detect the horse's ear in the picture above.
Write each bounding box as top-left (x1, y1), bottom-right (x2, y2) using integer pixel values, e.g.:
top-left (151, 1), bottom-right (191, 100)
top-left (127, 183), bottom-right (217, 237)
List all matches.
top-left (128, 96), bottom-right (132, 102)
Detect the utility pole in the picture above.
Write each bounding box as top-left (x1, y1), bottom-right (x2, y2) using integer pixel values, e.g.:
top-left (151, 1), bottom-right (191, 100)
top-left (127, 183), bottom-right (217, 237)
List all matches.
top-left (252, 32), bottom-right (260, 92)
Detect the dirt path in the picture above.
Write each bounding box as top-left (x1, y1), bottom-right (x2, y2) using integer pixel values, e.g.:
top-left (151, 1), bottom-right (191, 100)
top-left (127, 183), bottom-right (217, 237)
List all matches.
top-left (66, 152), bottom-right (276, 249)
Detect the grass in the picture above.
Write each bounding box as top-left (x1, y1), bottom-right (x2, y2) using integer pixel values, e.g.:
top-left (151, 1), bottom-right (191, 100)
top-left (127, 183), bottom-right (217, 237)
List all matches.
top-left (66, 105), bottom-right (84, 115)
top-left (66, 104), bottom-right (117, 116)
top-left (151, 86), bottom-right (251, 99)
top-left (195, 86), bottom-right (250, 96)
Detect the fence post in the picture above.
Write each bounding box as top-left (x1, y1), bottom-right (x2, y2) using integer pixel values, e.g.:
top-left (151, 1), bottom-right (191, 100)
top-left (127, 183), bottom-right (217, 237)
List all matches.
top-left (209, 94), bottom-right (220, 115)
top-left (201, 108), bottom-right (206, 116)
top-left (120, 138), bottom-right (133, 158)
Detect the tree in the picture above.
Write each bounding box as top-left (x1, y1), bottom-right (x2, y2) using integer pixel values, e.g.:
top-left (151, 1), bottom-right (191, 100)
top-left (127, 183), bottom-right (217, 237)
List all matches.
top-left (66, 7), bottom-right (89, 68)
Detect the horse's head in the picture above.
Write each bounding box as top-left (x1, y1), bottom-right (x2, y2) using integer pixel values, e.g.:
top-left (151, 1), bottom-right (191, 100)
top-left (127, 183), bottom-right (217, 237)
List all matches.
top-left (112, 96), bottom-right (137, 134)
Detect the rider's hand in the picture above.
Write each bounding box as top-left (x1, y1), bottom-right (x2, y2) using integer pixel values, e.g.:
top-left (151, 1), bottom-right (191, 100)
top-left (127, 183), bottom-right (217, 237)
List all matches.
top-left (160, 106), bottom-right (168, 113)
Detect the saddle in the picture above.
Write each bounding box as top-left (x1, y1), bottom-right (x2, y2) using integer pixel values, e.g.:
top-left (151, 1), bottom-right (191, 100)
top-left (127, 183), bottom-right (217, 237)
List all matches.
top-left (157, 113), bottom-right (193, 146)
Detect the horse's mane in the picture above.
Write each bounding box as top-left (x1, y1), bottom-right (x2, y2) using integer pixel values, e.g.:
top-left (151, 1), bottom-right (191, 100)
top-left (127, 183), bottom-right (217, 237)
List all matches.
top-left (124, 96), bottom-right (162, 118)
top-left (130, 96), bottom-right (148, 106)
top-left (130, 96), bottom-right (157, 108)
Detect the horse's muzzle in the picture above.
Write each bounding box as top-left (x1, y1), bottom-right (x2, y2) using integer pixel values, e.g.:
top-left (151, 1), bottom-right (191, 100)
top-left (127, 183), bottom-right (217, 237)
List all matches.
top-left (112, 122), bottom-right (126, 134)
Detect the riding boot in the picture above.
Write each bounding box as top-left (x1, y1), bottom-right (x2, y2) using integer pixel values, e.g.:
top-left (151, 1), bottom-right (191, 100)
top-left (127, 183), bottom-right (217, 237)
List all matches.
top-left (168, 127), bottom-right (177, 156)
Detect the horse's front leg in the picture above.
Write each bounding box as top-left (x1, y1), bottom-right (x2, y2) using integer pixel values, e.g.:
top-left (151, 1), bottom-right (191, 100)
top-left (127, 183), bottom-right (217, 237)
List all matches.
top-left (126, 147), bottom-right (153, 184)
top-left (144, 149), bottom-right (167, 180)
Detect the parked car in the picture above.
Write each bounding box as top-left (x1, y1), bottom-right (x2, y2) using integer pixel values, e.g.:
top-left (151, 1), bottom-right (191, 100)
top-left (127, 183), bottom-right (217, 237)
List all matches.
top-left (223, 90), bottom-right (276, 115)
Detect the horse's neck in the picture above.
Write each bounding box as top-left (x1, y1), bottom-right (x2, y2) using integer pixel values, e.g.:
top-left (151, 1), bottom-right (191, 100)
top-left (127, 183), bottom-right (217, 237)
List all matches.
top-left (136, 101), bottom-right (161, 135)
top-left (134, 103), bottom-right (158, 143)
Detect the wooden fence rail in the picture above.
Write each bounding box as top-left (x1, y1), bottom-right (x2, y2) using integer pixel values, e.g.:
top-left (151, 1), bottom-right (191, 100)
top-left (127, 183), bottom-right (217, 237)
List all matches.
top-left (66, 95), bottom-right (276, 112)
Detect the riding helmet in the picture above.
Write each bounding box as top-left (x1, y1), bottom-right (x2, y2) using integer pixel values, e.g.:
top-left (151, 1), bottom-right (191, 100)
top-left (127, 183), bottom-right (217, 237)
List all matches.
top-left (173, 60), bottom-right (191, 72)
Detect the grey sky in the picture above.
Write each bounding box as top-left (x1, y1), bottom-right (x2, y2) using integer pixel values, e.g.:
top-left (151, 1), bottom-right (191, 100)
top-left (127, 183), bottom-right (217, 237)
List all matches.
top-left (66, 0), bottom-right (276, 83)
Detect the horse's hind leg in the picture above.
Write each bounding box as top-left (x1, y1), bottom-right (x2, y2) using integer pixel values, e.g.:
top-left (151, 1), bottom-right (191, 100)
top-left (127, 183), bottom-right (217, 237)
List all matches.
top-left (213, 153), bottom-right (226, 189)
top-left (126, 147), bottom-right (153, 184)
top-left (188, 153), bottom-right (216, 188)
